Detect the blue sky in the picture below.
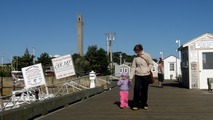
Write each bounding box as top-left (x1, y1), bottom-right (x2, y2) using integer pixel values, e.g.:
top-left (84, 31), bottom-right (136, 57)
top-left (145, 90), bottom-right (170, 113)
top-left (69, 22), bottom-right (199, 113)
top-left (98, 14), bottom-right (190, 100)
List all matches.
top-left (1, 0), bottom-right (213, 63)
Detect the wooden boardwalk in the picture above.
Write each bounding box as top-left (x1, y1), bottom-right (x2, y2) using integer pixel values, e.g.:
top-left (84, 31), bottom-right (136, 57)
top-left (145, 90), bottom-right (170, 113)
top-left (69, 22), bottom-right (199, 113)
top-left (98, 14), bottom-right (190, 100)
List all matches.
top-left (37, 81), bottom-right (213, 120)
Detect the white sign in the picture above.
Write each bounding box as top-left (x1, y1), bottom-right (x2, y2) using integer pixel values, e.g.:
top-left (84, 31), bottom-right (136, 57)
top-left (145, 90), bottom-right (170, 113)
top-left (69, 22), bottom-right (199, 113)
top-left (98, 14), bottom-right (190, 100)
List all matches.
top-left (22, 63), bottom-right (46, 89)
top-left (52, 54), bottom-right (75, 79)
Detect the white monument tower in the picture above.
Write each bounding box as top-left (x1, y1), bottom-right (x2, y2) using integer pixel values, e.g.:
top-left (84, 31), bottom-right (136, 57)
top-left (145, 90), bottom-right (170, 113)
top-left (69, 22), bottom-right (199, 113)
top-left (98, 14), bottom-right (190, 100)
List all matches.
top-left (77, 14), bottom-right (84, 56)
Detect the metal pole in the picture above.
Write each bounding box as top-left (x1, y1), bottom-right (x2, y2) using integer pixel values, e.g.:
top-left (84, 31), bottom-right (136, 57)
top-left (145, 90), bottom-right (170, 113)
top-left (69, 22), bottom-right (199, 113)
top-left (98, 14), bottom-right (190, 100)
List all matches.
top-left (178, 41), bottom-right (181, 60)
top-left (32, 47), bottom-right (36, 64)
top-left (119, 53), bottom-right (122, 65)
top-left (110, 41), bottom-right (113, 74)
top-left (176, 57), bottom-right (178, 79)
top-left (176, 40), bottom-right (181, 59)
top-left (160, 52), bottom-right (163, 59)
top-left (176, 40), bottom-right (181, 78)
top-left (178, 40), bottom-right (181, 77)
top-left (0, 77), bottom-right (3, 109)
top-left (16, 57), bottom-right (18, 70)
top-left (106, 32), bottom-right (116, 75)
top-left (110, 41), bottom-right (112, 67)
top-left (106, 37), bottom-right (109, 56)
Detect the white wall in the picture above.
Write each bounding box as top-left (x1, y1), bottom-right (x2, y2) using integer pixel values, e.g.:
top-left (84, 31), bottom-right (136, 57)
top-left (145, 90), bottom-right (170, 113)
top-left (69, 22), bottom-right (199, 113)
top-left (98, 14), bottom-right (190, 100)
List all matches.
top-left (114, 64), bottom-right (120, 77)
top-left (114, 64), bottom-right (131, 77)
top-left (164, 56), bottom-right (181, 80)
top-left (152, 61), bottom-right (158, 78)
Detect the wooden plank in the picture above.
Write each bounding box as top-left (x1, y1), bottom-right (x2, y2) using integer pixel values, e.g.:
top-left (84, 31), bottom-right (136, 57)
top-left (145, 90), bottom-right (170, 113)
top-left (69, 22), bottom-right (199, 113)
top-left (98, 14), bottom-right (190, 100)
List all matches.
top-left (37, 80), bottom-right (213, 120)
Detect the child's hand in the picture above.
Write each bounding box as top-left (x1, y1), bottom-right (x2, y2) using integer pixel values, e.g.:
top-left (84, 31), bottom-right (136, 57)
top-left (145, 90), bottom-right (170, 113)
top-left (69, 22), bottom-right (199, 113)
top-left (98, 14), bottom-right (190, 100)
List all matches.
top-left (121, 82), bottom-right (124, 85)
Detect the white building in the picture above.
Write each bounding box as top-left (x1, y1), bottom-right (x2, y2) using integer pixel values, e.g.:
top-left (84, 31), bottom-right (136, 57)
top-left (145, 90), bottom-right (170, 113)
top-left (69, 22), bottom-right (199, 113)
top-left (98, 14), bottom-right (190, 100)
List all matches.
top-left (115, 61), bottom-right (158, 78)
top-left (114, 64), bottom-right (130, 77)
top-left (179, 33), bottom-right (213, 89)
top-left (151, 61), bottom-right (158, 78)
top-left (163, 55), bottom-right (181, 80)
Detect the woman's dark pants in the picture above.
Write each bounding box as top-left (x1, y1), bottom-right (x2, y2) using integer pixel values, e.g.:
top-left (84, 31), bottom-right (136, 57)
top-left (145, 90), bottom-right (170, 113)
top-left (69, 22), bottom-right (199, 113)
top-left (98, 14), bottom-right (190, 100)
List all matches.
top-left (133, 75), bottom-right (149, 108)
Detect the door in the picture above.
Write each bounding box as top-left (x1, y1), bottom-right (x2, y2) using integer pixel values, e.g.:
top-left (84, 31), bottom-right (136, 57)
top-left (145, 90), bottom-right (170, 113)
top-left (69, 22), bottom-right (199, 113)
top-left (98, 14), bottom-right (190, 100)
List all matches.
top-left (199, 50), bottom-right (213, 89)
top-left (169, 62), bottom-right (176, 80)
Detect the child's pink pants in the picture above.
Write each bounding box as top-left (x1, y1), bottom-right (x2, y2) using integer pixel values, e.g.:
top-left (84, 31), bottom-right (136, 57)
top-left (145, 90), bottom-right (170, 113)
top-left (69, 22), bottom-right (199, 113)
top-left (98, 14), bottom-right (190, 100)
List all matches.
top-left (120, 91), bottom-right (129, 107)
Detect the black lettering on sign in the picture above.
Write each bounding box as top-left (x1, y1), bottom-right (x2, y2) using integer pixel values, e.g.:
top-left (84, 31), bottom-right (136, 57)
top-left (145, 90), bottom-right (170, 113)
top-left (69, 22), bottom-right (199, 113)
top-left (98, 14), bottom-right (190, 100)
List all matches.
top-left (55, 63), bottom-right (63, 69)
top-left (64, 60), bottom-right (71, 67)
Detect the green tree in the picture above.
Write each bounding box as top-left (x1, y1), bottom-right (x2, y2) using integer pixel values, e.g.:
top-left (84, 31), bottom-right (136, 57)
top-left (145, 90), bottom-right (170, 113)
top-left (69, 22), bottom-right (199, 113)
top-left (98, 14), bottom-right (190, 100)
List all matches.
top-left (37, 52), bottom-right (52, 69)
top-left (0, 65), bottom-right (11, 77)
top-left (96, 48), bottom-right (110, 75)
top-left (85, 45), bottom-right (109, 75)
top-left (21, 53), bottom-right (34, 67)
top-left (12, 56), bottom-right (22, 71)
top-left (12, 49), bottom-right (34, 71)
top-left (72, 53), bottom-right (81, 62)
top-left (153, 58), bottom-right (158, 63)
top-left (85, 45), bottom-right (98, 72)
top-left (74, 55), bottom-right (89, 76)
top-left (113, 52), bottom-right (134, 64)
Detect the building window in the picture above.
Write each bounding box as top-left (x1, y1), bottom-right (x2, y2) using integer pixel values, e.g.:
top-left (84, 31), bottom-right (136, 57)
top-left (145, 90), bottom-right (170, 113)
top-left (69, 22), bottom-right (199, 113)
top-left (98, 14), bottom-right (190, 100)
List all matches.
top-left (203, 52), bottom-right (213, 69)
top-left (170, 63), bottom-right (175, 71)
top-left (120, 68), bottom-right (123, 73)
top-left (124, 68), bottom-right (128, 73)
top-left (152, 66), bottom-right (156, 72)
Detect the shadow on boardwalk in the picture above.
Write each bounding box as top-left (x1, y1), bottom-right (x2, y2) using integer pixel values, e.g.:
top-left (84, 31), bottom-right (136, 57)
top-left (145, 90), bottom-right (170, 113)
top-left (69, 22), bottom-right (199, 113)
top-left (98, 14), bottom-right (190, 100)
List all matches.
top-left (150, 80), bottom-right (184, 88)
top-left (113, 100), bottom-right (134, 108)
top-left (37, 80), bottom-right (213, 120)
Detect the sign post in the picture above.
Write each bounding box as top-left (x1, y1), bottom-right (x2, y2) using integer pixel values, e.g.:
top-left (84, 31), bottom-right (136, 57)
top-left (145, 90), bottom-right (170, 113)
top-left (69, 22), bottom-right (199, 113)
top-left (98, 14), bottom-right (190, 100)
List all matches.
top-left (52, 54), bottom-right (76, 94)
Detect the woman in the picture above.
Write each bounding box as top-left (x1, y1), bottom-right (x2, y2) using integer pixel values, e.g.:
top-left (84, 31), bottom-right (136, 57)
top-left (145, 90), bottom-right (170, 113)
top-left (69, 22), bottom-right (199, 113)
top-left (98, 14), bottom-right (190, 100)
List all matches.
top-left (129, 44), bottom-right (153, 110)
top-left (158, 58), bottom-right (164, 88)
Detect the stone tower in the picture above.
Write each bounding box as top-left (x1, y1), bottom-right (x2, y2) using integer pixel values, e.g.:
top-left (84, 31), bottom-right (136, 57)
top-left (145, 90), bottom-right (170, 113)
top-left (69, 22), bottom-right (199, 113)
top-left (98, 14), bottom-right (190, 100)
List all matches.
top-left (77, 14), bottom-right (84, 56)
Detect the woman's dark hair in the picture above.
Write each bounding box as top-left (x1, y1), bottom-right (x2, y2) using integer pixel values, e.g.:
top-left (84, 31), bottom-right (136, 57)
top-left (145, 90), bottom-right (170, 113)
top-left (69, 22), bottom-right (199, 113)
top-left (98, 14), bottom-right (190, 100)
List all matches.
top-left (133, 44), bottom-right (143, 51)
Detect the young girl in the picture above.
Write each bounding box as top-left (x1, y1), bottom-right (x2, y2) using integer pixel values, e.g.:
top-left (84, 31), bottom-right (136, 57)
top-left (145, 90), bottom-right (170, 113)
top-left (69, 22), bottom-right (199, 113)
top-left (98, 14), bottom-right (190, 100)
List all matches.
top-left (117, 72), bottom-right (131, 109)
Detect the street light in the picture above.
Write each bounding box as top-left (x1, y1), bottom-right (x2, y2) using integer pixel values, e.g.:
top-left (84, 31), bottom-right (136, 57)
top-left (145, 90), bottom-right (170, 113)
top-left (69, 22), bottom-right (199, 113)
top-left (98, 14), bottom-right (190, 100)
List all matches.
top-left (176, 40), bottom-right (181, 60)
top-left (160, 52), bottom-right (164, 59)
top-left (176, 40), bottom-right (181, 79)
top-left (119, 53), bottom-right (122, 65)
top-left (106, 32), bottom-right (116, 75)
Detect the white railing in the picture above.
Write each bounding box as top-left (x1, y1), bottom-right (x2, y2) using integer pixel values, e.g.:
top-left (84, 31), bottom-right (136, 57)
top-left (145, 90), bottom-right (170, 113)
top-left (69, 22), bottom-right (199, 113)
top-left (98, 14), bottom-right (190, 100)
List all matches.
top-left (0, 75), bottom-right (114, 112)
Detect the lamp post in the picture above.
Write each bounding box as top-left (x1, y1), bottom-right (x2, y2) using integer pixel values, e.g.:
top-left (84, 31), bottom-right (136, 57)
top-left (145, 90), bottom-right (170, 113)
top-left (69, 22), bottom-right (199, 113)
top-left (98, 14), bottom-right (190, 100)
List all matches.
top-left (160, 52), bottom-right (164, 59)
top-left (176, 40), bottom-right (181, 79)
top-left (119, 53), bottom-right (122, 65)
top-left (106, 32), bottom-right (116, 74)
top-left (32, 47), bottom-right (36, 64)
top-left (0, 56), bottom-right (3, 108)
top-left (176, 40), bottom-right (181, 60)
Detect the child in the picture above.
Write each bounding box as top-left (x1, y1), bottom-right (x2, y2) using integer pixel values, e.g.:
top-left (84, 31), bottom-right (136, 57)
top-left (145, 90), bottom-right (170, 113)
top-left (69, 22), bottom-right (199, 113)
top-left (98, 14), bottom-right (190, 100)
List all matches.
top-left (117, 72), bottom-right (131, 109)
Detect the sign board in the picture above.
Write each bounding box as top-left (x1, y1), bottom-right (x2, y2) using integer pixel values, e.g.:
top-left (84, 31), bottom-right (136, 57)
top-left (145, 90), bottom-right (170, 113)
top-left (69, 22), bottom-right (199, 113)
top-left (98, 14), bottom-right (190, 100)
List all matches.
top-left (22, 63), bottom-right (46, 89)
top-left (52, 54), bottom-right (75, 79)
